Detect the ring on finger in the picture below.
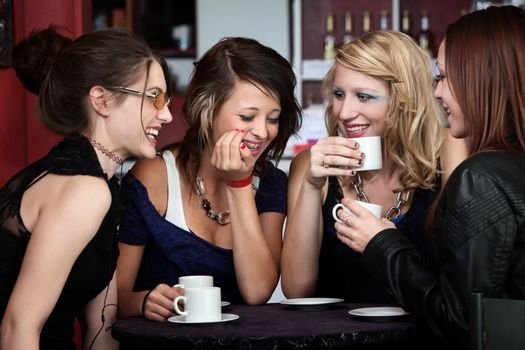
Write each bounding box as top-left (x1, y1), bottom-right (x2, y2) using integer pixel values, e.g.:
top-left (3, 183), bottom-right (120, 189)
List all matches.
top-left (322, 156), bottom-right (330, 168)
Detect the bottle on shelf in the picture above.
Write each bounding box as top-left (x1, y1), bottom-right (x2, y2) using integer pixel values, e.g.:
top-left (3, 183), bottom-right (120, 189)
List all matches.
top-left (342, 11), bottom-right (354, 45)
top-left (362, 11), bottom-right (371, 35)
top-left (324, 11), bottom-right (336, 60)
top-left (379, 10), bottom-right (389, 30)
top-left (418, 10), bottom-right (434, 57)
top-left (401, 10), bottom-right (412, 38)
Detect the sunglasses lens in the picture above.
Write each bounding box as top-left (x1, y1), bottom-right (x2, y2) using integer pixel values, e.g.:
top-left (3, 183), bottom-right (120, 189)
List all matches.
top-left (153, 92), bottom-right (165, 109)
top-left (153, 92), bottom-right (171, 110)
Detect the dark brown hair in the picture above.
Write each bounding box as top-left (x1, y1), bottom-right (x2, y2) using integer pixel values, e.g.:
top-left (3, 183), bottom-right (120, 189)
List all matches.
top-left (12, 25), bottom-right (162, 136)
top-left (445, 6), bottom-right (525, 153)
top-left (174, 37), bottom-right (302, 184)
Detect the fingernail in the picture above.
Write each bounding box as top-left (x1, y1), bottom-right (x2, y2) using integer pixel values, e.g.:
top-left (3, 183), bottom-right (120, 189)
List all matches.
top-left (358, 160), bottom-right (363, 166)
top-left (240, 143), bottom-right (246, 150)
top-left (355, 142), bottom-right (359, 148)
top-left (360, 152), bottom-right (365, 158)
top-left (350, 170), bottom-right (356, 176)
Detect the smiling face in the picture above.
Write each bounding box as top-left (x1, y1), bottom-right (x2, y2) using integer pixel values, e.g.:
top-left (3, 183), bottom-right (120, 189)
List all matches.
top-left (331, 63), bottom-right (390, 138)
top-left (109, 60), bottom-right (173, 159)
top-left (434, 40), bottom-right (467, 139)
top-left (212, 79), bottom-right (281, 158)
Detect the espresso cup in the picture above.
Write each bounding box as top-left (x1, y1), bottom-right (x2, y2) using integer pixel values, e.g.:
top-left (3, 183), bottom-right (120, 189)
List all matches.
top-left (332, 201), bottom-right (383, 225)
top-left (351, 136), bottom-right (382, 171)
top-left (173, 275), bottom-right (213, 290)
top-left (174, 286), bottom-right (222, 322)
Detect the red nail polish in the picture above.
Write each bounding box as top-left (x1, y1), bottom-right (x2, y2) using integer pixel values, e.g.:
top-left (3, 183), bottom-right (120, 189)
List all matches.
top-left (240, 143), bottom-right (246, 150)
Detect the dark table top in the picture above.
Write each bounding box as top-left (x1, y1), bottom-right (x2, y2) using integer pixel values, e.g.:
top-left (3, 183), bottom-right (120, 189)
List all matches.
top-left (112, 302), bottom-right (418, 350)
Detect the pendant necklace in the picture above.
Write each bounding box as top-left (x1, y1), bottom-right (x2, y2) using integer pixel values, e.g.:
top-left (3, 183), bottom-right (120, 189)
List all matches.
top-left (351, 172), bottom-right (410, 220)
top-left (195, 176), bottom-right (231, 225)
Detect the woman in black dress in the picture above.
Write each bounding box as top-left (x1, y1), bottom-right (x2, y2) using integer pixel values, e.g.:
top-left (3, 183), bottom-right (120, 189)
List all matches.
top-left (0, 27), bottom-right (172, 349)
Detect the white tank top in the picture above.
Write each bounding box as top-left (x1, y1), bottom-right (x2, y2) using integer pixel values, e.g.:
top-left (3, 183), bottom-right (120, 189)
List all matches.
top-left (162, 150), bottom-right (189, 231)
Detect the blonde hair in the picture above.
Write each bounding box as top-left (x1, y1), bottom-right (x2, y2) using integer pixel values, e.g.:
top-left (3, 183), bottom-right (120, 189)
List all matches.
top-left (322, 30), bottom-right (443, 192)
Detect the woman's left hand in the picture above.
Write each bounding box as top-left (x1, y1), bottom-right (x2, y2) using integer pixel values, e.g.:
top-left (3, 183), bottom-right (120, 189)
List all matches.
top-left (334, 197), bottom-right (395, 253)
top-left (211, 129), bottom-right (254, 181)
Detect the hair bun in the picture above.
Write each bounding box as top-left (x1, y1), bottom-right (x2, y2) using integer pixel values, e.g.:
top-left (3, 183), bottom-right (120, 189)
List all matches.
top-left (12, 25), bottom-right (72, 95)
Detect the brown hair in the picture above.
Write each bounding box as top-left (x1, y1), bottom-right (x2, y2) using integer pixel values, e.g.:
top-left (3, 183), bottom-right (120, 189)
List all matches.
top-left (12, 25), bottom-right (162, 136)
top-left (445, 6), bottom-right (525, 153)
top-left (174, 37), bottom-right (302, 184)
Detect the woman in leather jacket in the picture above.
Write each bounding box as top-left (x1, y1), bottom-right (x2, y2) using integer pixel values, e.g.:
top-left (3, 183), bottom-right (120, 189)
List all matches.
top-left (333, 6), bottom-right (525, 349)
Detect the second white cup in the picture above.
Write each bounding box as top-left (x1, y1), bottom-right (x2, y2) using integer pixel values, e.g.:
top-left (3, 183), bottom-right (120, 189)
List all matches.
top-left (332, 201), bottom-right (383, 225)
top-left (174, 286), bottom-right (222, 322)
top-left (173, 275), bottom-right (213, 289)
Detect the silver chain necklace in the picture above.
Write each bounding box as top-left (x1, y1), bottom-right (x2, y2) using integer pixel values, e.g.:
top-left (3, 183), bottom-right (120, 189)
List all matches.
top-left (195, 176), bottom-right (231, 225)
top-left (351, 173), bottom-right (410, 220)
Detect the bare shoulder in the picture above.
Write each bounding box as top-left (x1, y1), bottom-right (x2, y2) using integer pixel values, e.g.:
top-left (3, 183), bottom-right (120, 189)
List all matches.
top-left (289, 148), bottom-right (311, 179)
top-left (130, 153), bottom-right (169, 215)
top-left (22, 174), bottom-right (113, 238)
top-left (54, 175), bottom-right (112, 215)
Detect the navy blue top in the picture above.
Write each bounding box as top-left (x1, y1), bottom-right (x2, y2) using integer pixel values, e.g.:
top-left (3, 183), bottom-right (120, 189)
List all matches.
top-left (316, 176), bottom-right (437, 303)
top-left (118, 162), bottom-right (287, 304)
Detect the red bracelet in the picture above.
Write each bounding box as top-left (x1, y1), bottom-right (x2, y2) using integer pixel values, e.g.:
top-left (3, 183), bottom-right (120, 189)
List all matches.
top-left (224, 176), bottom-right (252, 188)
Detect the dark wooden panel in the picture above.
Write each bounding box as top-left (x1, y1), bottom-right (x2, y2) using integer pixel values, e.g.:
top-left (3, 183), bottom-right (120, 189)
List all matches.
top-left (400, 0), bottom-right (471, 56)
top-left (302, 0), bottom-right (392, 59)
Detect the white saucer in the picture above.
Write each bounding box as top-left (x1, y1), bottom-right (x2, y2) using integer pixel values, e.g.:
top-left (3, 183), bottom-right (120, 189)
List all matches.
top-left (348, 307), bottom-right (410, 321)
top-left (279, 297), bottom-right (344, 310)
top-left (168, 313), bottom-right (239, 324)
top-left (221, 301), bottom-right (230, 307)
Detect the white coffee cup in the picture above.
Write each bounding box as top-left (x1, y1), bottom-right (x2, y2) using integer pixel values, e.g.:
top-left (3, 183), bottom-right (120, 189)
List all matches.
top-left (351, 136), bottom-right (382, 171)
top-left (332, 201), bottom-right (383, 225)
top-left (174, 286), bottom-right (222, 322)
top-left (173, 275), bottom-right (213, 289)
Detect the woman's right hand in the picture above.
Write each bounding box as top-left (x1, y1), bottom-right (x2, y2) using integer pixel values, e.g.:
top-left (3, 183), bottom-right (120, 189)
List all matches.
top-left (306, 136), bottom-right (363, 189)
top-left (142, 284), bottom-right (184, 322)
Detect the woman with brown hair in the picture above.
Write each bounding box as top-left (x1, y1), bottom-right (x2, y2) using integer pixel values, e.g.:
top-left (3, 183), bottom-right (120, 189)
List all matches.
top-left (0, 27), bottom-right (172, 349)
top-left (116, 37), bottom-right (301, 321)
top-left (336, 6), bottom-right (525, 348)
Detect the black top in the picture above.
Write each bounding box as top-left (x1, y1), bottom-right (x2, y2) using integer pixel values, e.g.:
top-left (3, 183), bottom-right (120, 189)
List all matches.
top-left (363, 151), bottom-right (525, 348)
top-left (0, 135), bottom-right (121, 350)
top-left (316, 176), bottom-right (437, 303)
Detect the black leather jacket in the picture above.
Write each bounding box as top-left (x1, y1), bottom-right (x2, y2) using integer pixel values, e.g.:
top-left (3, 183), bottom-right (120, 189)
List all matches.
top-left (362, 151), bottom-right (525, 349)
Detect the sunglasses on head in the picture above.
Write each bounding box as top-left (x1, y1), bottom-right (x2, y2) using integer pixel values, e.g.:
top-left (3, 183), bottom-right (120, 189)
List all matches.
top-left (111, 86), bottom-right (172, 110)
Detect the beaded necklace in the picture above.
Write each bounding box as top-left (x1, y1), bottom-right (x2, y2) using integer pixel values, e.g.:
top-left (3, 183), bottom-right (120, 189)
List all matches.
top-left (195, 176), bottom-right (231, 225)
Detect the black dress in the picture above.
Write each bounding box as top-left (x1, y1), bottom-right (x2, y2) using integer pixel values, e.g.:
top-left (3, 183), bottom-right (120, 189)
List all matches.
top-left (0, 135), bottom-right (121, 350)
top-left (316, 176), bottom-right (437, 303)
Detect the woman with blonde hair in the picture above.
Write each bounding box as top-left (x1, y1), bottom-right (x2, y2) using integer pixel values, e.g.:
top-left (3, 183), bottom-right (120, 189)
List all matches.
top-left (281, 30), bottom-right (464, 302)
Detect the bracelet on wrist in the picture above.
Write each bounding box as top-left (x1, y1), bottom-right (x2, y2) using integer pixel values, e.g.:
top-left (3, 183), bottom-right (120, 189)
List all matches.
top-left (224, 176), bottom-right (252, 188)
top-left (141, 290), bottom-right (153, 317)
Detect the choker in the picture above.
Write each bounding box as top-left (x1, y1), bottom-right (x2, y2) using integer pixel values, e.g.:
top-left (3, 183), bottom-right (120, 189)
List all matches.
top-left (88, 137), bottom-right (124, 166)
top-left (195, 176), bottom-right (231, 225)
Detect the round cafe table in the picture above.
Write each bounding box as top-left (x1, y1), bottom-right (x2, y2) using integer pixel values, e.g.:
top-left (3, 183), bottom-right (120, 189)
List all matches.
top-left (112, 302), bottom-right (419, 349)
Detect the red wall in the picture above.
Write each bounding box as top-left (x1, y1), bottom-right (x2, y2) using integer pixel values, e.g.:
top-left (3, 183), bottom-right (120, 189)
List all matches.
top-left (0, 0), bottom-right (187, 186)
top-left (0, 0), bottom-right (89, 186)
